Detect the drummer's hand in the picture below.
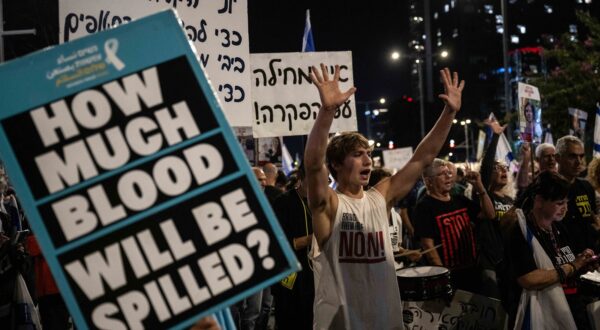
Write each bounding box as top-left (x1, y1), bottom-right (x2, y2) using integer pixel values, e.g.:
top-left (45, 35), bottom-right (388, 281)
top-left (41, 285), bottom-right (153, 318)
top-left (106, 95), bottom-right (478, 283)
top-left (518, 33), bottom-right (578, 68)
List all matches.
top-left (574, 249), bottom-right (597, 271)
top-left (407, 250), bottom-right (423, 262)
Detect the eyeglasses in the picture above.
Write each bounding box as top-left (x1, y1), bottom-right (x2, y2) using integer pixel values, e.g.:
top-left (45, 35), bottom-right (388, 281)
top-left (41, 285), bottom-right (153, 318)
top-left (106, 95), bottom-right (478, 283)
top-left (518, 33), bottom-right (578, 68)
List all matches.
top-left (494, 164), bottom-right (509, 171)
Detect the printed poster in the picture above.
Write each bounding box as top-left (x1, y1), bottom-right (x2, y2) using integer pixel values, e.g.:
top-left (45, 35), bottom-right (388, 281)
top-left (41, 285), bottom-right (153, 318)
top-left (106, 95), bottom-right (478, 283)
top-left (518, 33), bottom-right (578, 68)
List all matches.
top-left (0, 11), bottom-right (297, 330)
top-left (568, 107), bottom-right (587, 141)
top-left (517, 82), bottom-right (542, 143)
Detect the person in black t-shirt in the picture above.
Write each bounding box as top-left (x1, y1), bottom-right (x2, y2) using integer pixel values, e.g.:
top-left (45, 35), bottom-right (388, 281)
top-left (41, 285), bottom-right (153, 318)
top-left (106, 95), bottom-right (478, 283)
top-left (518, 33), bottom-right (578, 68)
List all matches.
top-left (271, 165), bottom-right (314, 330)
top-left (505, 171), bottom-right (598, 329)
top-left (414, 158), bottom-right (495, 293)
top-left (477, 118), bottom-right (516, 299)
top-left (555, 135), bottom-right (600, 253)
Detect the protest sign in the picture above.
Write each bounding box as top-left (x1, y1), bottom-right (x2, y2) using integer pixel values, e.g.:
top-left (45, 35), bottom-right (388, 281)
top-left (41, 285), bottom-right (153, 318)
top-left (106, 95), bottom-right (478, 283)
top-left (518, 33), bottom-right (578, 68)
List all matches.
top-left (568, 107), bottom-right (588, 141)
top-left (382, 147), bottom-right (413, 170)
top-left (402, 290), bottom-right (507, 329)
top-left (59, 0), bottom-right (252, 127)
top-left (233, 127), bottom-right (256, 165)
top-left (0, 11), bottom-right (298, 330)
top-left (517, 82), bottom-right (542, 143)
top-left (250, 51), bottom-right (356, 138)
top-left (476, 129), bottom-right (486, 161)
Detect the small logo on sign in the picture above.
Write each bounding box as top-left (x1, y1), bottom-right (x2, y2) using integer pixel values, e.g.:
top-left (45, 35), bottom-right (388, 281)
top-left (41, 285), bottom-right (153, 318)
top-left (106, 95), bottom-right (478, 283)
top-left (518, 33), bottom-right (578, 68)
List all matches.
top-left (104, 38), bottom-right (125, 71)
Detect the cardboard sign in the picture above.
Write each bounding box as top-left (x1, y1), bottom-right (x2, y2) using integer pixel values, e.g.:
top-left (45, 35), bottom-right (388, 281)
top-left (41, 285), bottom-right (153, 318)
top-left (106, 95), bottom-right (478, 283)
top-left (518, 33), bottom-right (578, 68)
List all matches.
top-left (59, 0), bottom-right (252, 127)
top-left (402, 290), bottom-right (507, 329)
top-left (250, 51), bottom-right (356, 138)
top-left (382, 147), bottom-right (413, 170)
top-left (0, 11), bottom-right (297, 330)
top-left (517, 82), bottom-right (542, 143)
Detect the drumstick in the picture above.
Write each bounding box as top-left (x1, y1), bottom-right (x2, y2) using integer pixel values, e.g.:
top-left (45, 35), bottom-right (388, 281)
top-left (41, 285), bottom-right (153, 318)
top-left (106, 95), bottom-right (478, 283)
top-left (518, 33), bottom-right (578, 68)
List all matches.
top-left (394, 244), bottom-right (442, 258)
top-left (421, 244), bottom-right (443, 255)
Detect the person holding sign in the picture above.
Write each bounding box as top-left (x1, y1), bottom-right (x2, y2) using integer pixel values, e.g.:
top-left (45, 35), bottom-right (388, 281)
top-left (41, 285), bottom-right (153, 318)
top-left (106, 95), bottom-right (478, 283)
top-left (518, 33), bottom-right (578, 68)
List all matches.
top-left (305, 64), bottom-right (464, 329)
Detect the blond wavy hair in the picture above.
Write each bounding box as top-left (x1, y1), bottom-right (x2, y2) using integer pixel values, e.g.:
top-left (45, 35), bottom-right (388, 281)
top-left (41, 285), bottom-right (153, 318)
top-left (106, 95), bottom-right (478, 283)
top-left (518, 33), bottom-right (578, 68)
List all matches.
top-left (587, 157), bottom-right (600, 190)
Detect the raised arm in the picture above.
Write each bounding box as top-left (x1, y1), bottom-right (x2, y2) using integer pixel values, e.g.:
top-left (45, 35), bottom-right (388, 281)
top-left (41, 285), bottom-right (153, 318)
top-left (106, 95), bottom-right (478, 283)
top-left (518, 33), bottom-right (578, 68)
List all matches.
top-left (516, 143), bottom-right (532, 189)
top-left (376, 68), bottom-right (464, 206)
top-left (304, 64), bottom-right (356, 247)
top-left (465, 170), bottom-right (496, 220)
top-left (480, 118), bottom-right (506, 190)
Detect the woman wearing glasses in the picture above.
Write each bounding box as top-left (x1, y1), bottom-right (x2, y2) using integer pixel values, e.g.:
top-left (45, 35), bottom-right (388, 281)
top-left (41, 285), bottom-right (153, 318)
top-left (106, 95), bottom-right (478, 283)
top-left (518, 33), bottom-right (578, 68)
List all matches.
top-left (477, 118), bottom-right (518, 300)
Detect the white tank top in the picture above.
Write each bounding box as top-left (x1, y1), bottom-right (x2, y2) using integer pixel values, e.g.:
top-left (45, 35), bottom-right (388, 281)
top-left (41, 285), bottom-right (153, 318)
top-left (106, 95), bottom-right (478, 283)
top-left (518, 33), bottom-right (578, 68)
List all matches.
top-left (311, 188), bottom-right (403, 329)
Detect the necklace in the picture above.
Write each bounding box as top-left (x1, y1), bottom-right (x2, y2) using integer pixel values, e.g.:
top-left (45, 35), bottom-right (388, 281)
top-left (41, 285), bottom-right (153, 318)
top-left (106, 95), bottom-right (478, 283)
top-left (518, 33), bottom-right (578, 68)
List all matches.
top-left (528, 211), bottom-right (561, 257)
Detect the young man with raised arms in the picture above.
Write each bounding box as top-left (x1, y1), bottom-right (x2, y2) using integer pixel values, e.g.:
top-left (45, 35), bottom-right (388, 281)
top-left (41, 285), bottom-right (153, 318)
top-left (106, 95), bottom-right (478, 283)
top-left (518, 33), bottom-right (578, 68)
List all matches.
top-left (304, 64), bottom-right (464, 329)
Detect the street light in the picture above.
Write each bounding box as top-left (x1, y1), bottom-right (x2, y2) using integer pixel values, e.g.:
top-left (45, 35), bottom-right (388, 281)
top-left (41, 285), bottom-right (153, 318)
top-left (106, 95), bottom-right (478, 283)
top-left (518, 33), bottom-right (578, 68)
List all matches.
top-left (460, 119), bottom-right (471, 162)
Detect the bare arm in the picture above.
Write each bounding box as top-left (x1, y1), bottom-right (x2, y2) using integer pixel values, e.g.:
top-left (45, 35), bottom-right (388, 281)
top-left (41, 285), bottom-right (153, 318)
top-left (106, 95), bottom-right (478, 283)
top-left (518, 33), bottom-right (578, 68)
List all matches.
top-left (421, 238), bottom-right (443, 266)
top-left (292, 234), bottom-right (313, 250)
top-left (480, 118), bottom-right (506, 190)
top-left (517, 267), bottom-right (569, 290)
top-left (465, 170), bottom-right (496, 220)
top-left (400, 207), bottom-right (414, 237)
top-left (517, 143), bottom-right (532, 189)
top-left (518, 249), bottom-right (592, 290)
top-left (376, 68), bottom-right (464, 207)
top-left (304, 64), bottom-right (356, 248)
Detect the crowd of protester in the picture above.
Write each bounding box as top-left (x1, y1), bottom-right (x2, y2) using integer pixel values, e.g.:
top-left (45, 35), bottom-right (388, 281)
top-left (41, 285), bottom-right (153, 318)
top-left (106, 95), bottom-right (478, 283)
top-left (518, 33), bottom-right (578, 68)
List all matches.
top-left (1, 67), bottom-right (599, 330)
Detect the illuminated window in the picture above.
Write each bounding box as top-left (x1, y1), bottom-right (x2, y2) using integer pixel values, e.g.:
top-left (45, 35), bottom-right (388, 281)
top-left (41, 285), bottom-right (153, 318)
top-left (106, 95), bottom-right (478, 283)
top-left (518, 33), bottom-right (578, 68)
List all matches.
top-left (569, 24), bottom-right (578, 34)
top-left (484, 5), bottom-right (494, 14)
top-left (444, 4), bottom-right (450, 12)
top-left (517, 25), bottom-right (526, 34)
top-left (511, 35), bottom-right (519, 44)
top-left (545, 5), bottom-right (553, 14)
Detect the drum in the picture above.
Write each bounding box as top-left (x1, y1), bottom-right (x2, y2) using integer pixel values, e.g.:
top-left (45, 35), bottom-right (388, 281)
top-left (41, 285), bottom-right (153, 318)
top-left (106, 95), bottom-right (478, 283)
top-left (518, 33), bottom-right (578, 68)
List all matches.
top-left (579, 271), bottom-right (600, 298)
top-left (396, 266), bottom-right (453, 301)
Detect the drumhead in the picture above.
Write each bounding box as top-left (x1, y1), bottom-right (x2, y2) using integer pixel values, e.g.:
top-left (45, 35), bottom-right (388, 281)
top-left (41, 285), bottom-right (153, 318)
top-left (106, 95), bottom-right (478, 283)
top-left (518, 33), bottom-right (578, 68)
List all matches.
top-left (396, 266), bottom-right (449, 277)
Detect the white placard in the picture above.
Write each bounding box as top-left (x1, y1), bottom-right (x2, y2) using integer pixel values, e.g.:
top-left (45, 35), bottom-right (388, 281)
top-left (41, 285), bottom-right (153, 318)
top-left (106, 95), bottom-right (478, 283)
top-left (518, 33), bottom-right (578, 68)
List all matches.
top-left (59, 0), bottom-right (251, 127)
top-left (476, 129), bottom-right (486, 161)
top-left (382, 147), bottom-right (413, 170)
top-left (250, 51), bottom-right (356, 138)
top-left (402, 290), bottom-right (506, 329)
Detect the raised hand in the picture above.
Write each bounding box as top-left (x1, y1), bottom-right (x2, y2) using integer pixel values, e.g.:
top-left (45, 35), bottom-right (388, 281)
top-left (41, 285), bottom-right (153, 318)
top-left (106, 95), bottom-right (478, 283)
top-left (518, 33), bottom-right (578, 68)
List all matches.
top-left (465, 170), bottom-right (485, 193)
top-left (438, 68), bottom-right (465, 113)
top-left (520, 142), bottom-right (531, 161)
top-left (484, 118), bottom-right (507, 135)
top-left (310, 63), bottom-right (356, 112)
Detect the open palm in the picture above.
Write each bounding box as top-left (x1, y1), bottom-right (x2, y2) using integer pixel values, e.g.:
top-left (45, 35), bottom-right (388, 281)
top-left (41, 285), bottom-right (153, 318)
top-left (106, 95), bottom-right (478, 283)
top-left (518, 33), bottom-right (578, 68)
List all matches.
top-left (311, 63), bottom-right (356, 111)
top-left (438, 68), bottom-right (464, 113)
